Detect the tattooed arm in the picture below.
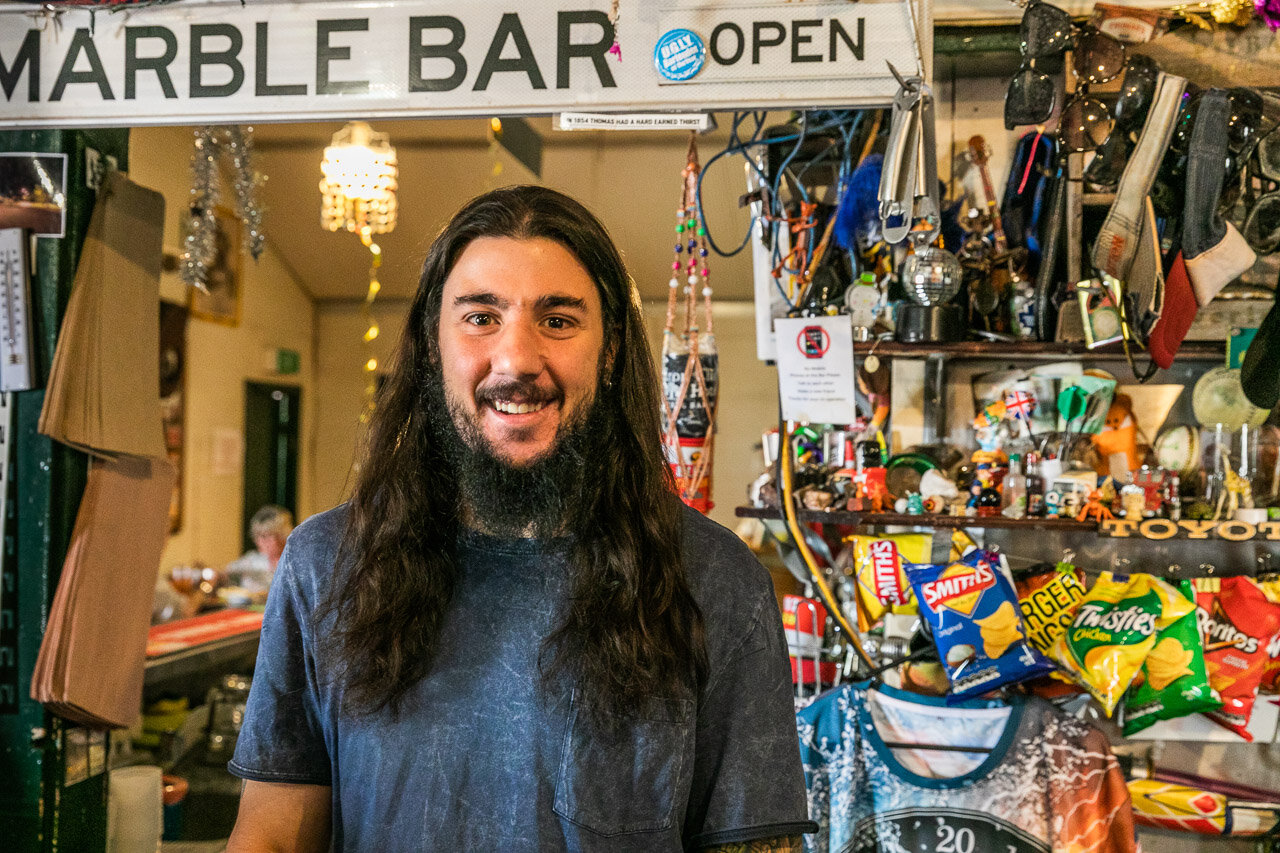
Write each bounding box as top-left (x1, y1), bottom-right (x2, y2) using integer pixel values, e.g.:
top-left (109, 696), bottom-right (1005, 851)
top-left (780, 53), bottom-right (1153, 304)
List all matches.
top-left (702, 836), bottom-right (804, 852)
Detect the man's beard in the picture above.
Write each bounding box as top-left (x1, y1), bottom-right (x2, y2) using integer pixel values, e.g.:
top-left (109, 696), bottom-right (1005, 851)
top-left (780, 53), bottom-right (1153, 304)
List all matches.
top-left (427, 376), bottom-right (606, 539)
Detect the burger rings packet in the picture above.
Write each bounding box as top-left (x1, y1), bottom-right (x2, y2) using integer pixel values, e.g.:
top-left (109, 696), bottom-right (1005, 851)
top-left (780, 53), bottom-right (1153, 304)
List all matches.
top-left (1049, 572), bottom-right (1194, 717)
top-left (1122, 578), bottom-right (1221, 735)
top-left (906, 549), bottom-right (1053, 702)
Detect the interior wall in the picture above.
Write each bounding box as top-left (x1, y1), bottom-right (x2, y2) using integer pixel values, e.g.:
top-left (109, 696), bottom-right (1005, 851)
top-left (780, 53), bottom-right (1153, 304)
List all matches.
top-left (128, 126), bottom-right (318, 574)
top-left (312, 302), bottom-right (406, 515)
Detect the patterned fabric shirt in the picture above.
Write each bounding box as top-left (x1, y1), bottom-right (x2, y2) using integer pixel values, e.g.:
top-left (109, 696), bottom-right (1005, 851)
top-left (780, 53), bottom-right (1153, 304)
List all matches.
top-left (797, 682), bottom-right (1136, 853)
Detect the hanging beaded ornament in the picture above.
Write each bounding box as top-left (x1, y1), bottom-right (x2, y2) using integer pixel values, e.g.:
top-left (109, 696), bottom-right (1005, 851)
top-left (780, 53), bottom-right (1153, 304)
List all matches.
top-left (661, 134), bottom-right (719, 513)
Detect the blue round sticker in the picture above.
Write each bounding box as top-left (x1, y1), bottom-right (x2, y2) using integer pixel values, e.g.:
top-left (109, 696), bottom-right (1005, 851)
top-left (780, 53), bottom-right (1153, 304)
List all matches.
top-left (653, 29), bottom-right (705, 82)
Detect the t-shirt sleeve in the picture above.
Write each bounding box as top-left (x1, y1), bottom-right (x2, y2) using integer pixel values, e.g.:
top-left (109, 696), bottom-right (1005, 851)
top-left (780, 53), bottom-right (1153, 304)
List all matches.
top-left (684, 594), bottom-right (819, 848)
top-left (227, 543), bottom-right (332, 785)
top-left (1053, 724), bottom-right (1137, 853)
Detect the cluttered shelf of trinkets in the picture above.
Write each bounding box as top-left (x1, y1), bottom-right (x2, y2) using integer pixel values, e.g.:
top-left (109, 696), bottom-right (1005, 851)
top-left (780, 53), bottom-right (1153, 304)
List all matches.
top-left (849, 339), bottom-right (1226, 360)
top-left (735, 505), bottom-right (1280, 542)
top-left (735, 504), bottom-right (1099, 532)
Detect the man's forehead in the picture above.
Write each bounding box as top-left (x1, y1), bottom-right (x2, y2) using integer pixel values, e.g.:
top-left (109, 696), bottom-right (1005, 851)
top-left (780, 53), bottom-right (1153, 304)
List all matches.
top-left (441, 236), bottom-right (602, 311)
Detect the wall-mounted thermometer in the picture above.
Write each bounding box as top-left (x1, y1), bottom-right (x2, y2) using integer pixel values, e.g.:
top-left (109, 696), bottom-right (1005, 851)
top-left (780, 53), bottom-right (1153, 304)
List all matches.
top-left (0, 229), bottom-right (34, 392)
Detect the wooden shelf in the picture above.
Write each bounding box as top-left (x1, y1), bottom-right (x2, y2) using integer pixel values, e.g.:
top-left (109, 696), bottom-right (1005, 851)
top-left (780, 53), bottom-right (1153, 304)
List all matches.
top-left (734, 505), bottom-right (1099, 532)
top-left (851, 340), bottom-right (1225, 361)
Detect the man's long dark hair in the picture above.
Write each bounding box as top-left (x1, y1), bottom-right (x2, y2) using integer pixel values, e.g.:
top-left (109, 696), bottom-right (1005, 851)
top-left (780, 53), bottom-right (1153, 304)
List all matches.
top-left (322, 185), bottom-right (708, 718)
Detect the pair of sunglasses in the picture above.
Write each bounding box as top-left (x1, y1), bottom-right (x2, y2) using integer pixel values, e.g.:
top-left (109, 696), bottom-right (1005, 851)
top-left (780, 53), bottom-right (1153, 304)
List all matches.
top-left (1004, 0), bottom-right (1127, 152)
top-left (1153, 87), bottom-right (1263, 222)
top-left (1243, 123), bottom-right (1280, 253)
top-left (1082, 55), bottom-right (1160, 190)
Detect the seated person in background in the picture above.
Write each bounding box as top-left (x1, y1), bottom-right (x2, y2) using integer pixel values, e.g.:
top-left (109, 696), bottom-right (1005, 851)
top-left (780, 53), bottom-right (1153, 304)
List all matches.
top-left (225, 505), bottom-right (294, 593)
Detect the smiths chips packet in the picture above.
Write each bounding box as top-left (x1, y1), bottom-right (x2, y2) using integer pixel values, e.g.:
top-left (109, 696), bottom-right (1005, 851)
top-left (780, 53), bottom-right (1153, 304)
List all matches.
top-left (847, 533), bottom-right (931, 632)
top-left (907, 549), bottom-right (1053, 701)
top-left (1050, 572), bottom-right (1194, 716)
top-left (1195, 576), bottom-right (1280, 740)
top-left (1122, 579), bottom-right (1221, 735)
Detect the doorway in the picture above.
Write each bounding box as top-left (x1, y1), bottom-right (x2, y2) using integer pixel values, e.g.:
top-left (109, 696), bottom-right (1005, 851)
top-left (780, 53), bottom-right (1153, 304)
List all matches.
top-left (242, 381), bottom-right (300, 554)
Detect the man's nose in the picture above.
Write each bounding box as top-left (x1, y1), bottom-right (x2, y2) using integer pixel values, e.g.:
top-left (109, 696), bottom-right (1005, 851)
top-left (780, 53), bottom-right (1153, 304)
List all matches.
top-left (491, 319), bottom-right (544, 377)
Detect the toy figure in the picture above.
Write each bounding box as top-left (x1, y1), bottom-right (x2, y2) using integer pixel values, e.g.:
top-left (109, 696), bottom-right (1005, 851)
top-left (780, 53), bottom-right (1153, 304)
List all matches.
top-left (1077, 488), bottom-right (1115, 523)
top-left (906, 492), bottom-right (925, 515)
top-left (1044, 489), bottom-right (1062, 518)
top-left (1092, 394), bottom-right (1140, 474)
top-left (1215, 466), bottom-right (1254, 521)
top-left (1120, 485), bottom-right (1146, 519)
top-left (966, 478), bottom-right (984, 509)
top-left (977, 487), bottom-right (1002, 517)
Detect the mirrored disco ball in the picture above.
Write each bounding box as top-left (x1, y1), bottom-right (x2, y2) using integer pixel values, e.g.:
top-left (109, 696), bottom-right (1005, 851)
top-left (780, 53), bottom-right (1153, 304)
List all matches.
top-left (901, 246), bottom-right (963, 306)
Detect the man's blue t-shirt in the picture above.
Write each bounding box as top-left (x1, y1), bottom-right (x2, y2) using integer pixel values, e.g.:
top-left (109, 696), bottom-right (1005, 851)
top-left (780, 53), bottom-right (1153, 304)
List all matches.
top-left (229, 503), bottom-right (814, 851)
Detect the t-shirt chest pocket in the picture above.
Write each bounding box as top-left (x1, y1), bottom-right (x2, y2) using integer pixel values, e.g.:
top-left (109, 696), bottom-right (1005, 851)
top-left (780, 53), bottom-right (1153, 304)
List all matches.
top-left (553, 690), bottom-right (694, 837)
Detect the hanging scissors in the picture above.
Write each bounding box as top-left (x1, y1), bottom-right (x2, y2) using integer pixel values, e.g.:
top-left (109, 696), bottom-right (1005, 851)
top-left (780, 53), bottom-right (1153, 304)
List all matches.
top-left (878, 62), bottom-right (940, 248)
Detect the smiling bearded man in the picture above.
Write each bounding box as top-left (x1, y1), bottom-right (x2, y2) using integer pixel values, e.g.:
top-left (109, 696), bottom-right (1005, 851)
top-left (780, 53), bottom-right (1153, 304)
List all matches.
top-left (225, 186), bottom-right (814, 853)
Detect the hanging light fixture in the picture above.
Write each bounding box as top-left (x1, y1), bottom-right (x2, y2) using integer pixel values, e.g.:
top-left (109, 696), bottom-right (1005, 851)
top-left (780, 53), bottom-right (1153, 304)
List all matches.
top-left (319, 121), bottom-right (398, 234)
top-left (319, 121), bottom-right (398, 419)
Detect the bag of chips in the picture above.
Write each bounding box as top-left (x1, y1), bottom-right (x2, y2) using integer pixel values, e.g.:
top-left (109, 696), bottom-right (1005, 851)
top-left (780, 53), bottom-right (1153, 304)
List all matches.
top-left (1195, 576), bottom-right (1280, 740)
top-left (907, 549), bottom-right (1053, 701)
top-left (1122, 579), bottom-right (1221, 735)
top-left (1016, 563), bottom-right (1090, 700)
top-left (847, 533), bottom-right (930, 632)
top-left (1016, 563), bottom-right (1089, 654)
top-left (1256, 578), bottom-right (1280, 694)
top-left (1049, 572), bottom-right (1193, 716)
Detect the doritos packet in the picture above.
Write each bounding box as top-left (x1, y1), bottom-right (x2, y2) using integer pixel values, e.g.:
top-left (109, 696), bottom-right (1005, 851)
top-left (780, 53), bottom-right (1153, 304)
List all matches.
top-left (1256, 579), bottom-right (1280, 694)
top-left (1195, 576), bottom-right (1280, 740)
top-left (1123, 579), bottom-right (1221, 735)
top-left (1050, 572), bottom-right (1194, 716)
top-left (906, 549), bottom-right (1053, 701)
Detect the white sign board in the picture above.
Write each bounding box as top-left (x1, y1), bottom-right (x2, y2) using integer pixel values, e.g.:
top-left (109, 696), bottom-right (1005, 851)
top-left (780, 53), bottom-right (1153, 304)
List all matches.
top-left (0, 0), bottom-right (922, 127)
top-left (774, 315), bottom-right (857, 425)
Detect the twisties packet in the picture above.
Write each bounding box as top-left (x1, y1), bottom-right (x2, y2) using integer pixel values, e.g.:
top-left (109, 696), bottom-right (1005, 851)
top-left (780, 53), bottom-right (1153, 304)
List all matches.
top-left (1123, 579), bottom-right (1221, 735)
top-left (1195, 576), bottom-right (1280, 740)
top-left (1049, 572), bottom-right (1193, 716)
top-left (848, 533), bottom-right (929, 632)
top-left (906, 549), bottom-right (1054, 701)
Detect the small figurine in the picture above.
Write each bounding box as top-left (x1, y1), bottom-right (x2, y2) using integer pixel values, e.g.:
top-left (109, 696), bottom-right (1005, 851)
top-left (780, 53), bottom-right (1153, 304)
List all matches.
top-left (1120, 484), bottom-right (1146, 519)
top-left (1077, 488), bottom-right (1115, 523)
top-left (976, 487), bottom-right (1002, 517)
top-left (920, 469), bottom-right (960, 506)
top-left (1215, 465), bottom-right (1253, 521)
top-left (966, 478), bottom-right (984, 510)
top-left (1044, 489), bottom-right (1062, 518)
top-left (906, 492), bottom-right (925, 515)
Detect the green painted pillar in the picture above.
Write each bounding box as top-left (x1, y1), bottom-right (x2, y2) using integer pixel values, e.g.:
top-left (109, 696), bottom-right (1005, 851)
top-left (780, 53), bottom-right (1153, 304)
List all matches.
top-left (0, 128), bottom-right (130, 853)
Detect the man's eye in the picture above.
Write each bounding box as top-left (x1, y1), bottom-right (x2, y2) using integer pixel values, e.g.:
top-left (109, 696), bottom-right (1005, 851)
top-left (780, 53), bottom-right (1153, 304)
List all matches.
top-left (465, 313), bottom-right (494, 326)
top-left (545, 316), bottom-right (573, 330)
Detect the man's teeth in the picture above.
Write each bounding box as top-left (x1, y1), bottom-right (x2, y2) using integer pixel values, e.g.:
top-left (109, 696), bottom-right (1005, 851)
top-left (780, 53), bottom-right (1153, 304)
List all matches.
top-left (493, 400), bottom-right (548, 414)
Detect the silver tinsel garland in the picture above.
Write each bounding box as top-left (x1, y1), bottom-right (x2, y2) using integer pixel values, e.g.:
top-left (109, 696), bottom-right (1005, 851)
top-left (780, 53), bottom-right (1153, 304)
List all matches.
top-left (179, 125), bottom-right (266, 293)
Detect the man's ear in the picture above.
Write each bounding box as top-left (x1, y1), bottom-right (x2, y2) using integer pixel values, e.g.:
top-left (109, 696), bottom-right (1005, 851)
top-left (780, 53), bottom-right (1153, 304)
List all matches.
top-left (602, 333), bottom-right (620, 378)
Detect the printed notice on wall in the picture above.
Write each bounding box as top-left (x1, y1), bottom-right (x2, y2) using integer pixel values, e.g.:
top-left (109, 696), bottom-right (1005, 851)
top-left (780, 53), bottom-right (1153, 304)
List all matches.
top-left (774, 315), bottom-right (856, 424)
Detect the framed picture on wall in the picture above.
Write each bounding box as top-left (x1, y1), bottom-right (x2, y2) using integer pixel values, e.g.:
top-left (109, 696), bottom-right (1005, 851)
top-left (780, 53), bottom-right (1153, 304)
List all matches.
top-left (188, 205), bottom-right (242, 326)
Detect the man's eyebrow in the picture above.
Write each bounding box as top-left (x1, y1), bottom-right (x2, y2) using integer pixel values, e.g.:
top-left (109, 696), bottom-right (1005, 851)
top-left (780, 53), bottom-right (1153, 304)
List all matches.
top-left (536, 294), bottom-right (589, 312)
top-left (452, 291), bottom-right (507, 309)
top-left (452, 292), bottom-right (589, 312)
